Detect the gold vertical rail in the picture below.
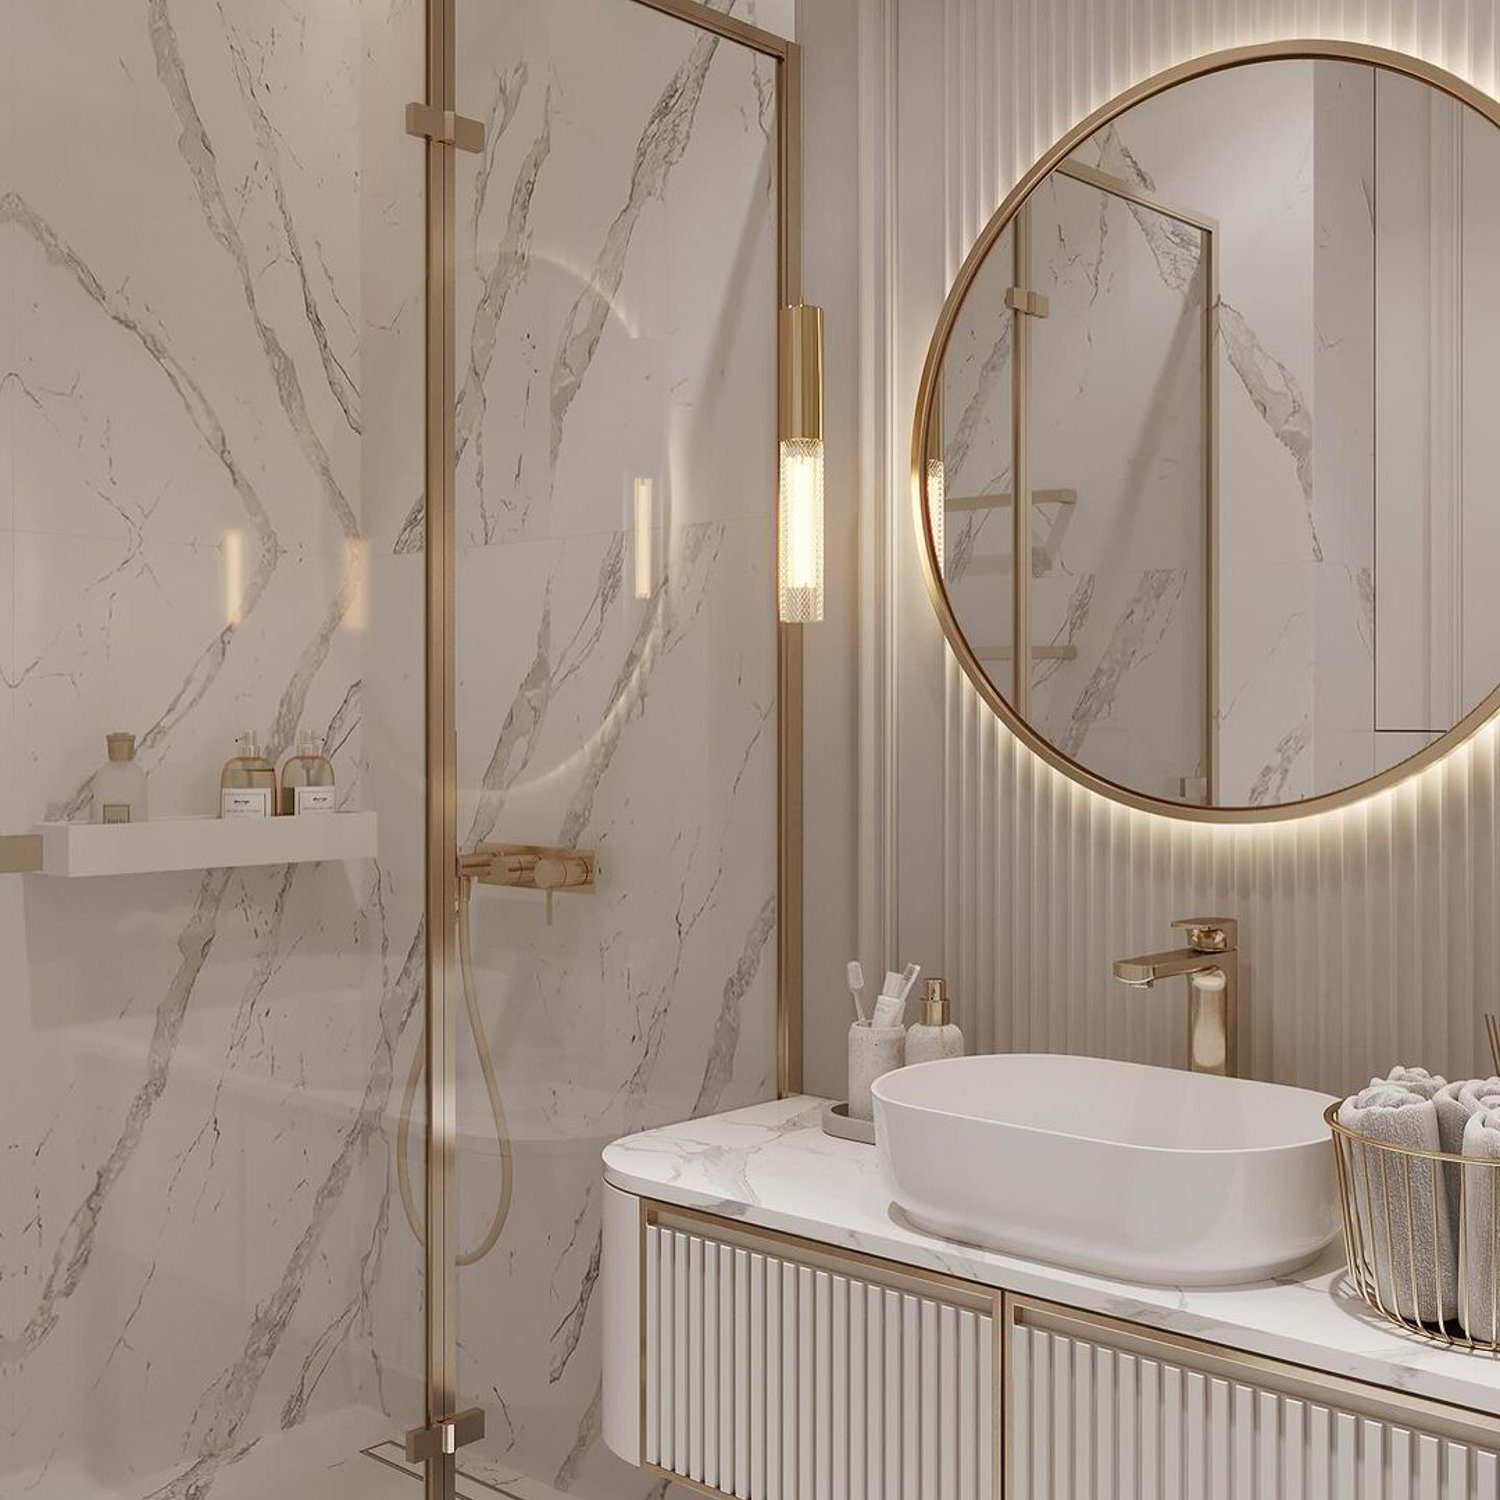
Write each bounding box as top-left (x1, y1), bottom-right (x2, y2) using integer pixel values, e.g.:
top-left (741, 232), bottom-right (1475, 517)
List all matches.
top-left (422, 0), bottom-right (458, 1493)
top-left (776, 40), bottom-right (805, 1096)
top-left (1011, 204), bottom-right (1031, 717)
top-left (1205, 225), bottom-right (1221, 803)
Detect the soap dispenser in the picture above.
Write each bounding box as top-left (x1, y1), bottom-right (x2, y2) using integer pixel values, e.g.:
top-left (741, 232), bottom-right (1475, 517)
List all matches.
top-left (905, 978), bottom-right (965, 1064)
top-left (220, 731), bottom-right (277, 818)
top-left (279, 731), bottom-right (336, 815)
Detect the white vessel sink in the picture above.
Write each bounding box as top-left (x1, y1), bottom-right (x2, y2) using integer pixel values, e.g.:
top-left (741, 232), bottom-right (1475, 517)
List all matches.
top-left (872, 1053), bottom-right (1338, 1286)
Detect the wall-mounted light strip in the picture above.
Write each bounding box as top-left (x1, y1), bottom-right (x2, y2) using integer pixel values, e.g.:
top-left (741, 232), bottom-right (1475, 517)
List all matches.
top-left (926, 376), bottom-right (945, 574)
top-left (632, 477), bottom-right (654, 601)
top-left (779, 302), bottom-right (825, 623)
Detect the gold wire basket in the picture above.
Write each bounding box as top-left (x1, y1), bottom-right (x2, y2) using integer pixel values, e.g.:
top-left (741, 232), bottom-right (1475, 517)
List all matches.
top-left (1327, 1101), bottom-right (1500, 1351)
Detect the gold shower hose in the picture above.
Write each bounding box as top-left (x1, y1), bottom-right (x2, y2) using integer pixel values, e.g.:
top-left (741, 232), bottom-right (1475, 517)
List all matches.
top-left (396, 873), bottom-right (514, 1266)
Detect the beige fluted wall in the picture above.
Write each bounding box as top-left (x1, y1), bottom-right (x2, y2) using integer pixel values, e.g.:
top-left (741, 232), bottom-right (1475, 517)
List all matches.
top-left (803, 0), bottom-right (1500, 1098)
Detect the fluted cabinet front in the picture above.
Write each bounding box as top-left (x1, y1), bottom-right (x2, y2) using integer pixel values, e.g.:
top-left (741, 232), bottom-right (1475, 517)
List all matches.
top-left (641, 1222), bottom-right (997, 1500)
top-left (1009, 1309), bottom-right (1500, 1500)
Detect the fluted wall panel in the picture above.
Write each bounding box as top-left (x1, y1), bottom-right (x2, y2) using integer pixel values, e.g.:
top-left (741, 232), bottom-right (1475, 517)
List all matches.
top-left (934, 0), bottom-right (1500, 1094)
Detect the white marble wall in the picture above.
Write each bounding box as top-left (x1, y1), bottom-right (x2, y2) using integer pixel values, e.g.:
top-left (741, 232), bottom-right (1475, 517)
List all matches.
top-left (0, 0), bottom-right (429, 1494)
top-left (4, 1), bottom-right (782, 1495)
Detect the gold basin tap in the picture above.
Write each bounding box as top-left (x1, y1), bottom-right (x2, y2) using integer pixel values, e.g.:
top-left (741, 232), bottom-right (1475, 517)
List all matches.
top-left (1112, 918), bottom-right (1238, 1076)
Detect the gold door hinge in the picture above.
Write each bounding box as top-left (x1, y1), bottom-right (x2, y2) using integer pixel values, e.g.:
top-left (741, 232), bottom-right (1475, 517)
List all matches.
top-left (404, 1407), bottom-right (485, 1464)
top-left (1005, 286), bottom-right (1050, 318)
top-left (405, 102), bottom-right (486, 154)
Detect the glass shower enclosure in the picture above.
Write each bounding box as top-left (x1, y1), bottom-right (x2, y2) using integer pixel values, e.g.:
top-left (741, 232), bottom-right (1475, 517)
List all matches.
top-left (0, 1), bottom-right (797, 1498)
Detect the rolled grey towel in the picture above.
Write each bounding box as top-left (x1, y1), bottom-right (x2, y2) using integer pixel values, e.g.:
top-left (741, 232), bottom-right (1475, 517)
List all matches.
top-left (1338, 1086), bottom-right (1457, 1325)
top-left (1432, 1079), bottom-right (1500, 1248)
top-left (1435, 1077), bottom-right (1500, 1156)
top-left (1376, 1065), bottom-right (1448, 1101)
top-left (1462, 1107), bottom-right (1500, 1340)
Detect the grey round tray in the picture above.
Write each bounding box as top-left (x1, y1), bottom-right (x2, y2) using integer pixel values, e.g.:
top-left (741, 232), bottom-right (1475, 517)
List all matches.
top-left (821, 1100), bottom-right (875, 1145)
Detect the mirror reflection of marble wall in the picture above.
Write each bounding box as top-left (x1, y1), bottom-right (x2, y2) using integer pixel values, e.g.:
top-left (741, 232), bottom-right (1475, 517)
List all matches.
top-left (931, 58), bottom-right (1500, 809)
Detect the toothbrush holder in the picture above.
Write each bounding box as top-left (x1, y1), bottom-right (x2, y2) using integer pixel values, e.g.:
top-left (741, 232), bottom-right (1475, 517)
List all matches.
top-left (847, 1019), bottom-right (906, 1121)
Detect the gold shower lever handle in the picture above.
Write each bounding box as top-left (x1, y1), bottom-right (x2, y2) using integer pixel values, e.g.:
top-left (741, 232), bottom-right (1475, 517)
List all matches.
top-left (533, 853), bottom-right (593, 891)
top-left (460, 842), bottom-right (597, 924)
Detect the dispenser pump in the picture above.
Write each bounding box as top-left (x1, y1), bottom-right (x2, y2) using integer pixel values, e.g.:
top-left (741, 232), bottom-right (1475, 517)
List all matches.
top-left (921, 978), bottom-right (951, 1028)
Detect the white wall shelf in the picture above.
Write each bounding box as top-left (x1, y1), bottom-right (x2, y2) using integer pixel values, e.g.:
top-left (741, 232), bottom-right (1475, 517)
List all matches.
top-left (34, 811), bottom-right (377, 878)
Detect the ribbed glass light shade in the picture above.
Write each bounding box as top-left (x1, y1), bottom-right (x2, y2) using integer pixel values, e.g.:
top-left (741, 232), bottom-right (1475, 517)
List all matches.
top-left (778, 437), bottom-right (824, 623)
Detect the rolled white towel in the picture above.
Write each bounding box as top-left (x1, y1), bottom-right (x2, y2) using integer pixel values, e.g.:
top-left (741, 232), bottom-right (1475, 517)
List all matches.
top-left (1376, 1065), bottom-right (1448, 1101)
top-left (1462, 1106), bottom-right (1500, 1339)
top-left (1338, 1085), bottom-right (1457, 1325)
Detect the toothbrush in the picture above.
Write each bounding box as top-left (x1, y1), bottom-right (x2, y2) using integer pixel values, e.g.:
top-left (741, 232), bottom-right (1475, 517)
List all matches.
top-left (847, 961), bottom-right (868, 1023)
top-left (896, 962), bottom-right (922, 1006)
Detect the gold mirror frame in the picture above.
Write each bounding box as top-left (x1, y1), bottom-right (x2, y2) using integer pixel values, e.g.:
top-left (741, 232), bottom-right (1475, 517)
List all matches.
top-left (913, 39), bottom-right (1500, 824)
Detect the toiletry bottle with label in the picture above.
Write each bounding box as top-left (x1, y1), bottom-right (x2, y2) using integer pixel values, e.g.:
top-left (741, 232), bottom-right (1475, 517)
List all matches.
top-left (93, 732), bottom-right (148, 825)
top-left (220, 731), bottom-right (277, 818)
top-left (905, 978), bottom-right (965, 1064)
top-left (279, 732), bottom-right (336, 815)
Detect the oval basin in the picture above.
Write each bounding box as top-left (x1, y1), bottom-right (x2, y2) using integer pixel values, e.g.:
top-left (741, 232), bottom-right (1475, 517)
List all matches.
top-left (872, 1053), bottom-right (1338, 1286)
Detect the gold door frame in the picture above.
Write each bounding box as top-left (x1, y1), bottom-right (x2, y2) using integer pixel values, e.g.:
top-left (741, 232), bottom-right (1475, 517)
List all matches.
top-left (913, 39), bottom-right (1500, 824)
top-left (416, 2), bottom-right (803, 1496)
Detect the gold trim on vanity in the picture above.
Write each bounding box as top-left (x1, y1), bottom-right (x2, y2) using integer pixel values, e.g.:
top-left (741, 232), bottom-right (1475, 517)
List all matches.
top-left (912, 39), bottom-right (1500, 824)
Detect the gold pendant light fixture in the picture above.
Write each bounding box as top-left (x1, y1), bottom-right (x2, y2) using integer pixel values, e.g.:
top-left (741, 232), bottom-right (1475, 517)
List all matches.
top-left (778, 302), bottom-right (825, 623)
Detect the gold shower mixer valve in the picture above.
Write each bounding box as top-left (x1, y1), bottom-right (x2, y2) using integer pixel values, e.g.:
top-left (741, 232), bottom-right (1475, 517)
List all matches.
top-left (459, 842), bottom-right (597, 924)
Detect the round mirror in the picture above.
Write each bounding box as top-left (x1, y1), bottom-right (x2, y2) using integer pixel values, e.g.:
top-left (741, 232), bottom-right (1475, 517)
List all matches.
top-left (916, 43), bottom-right (1500, 819)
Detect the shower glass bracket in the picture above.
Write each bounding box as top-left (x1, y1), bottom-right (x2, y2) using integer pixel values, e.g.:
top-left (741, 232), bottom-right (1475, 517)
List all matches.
top-left (405, 1407), bottom-right (486, 1464)
top-left (404, 103), bottom-right (486, 152)
top-left (1004, 286), bottom-right (1050, 318)
top-left (0, 835), bottom-right (42, 874)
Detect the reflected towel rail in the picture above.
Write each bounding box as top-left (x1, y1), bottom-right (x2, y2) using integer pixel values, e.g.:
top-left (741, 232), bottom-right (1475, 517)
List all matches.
top-left (945, 487), bottom-right (1078, 512)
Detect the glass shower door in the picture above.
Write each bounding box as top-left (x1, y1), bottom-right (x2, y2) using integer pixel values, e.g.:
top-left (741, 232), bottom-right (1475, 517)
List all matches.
top-left (2, 2), bottom-right (431, 1496)
top-left (439, 1), bottom-right (785, 1494)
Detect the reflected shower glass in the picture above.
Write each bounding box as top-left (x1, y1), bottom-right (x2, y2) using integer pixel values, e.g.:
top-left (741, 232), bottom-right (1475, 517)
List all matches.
top-left (1025, 169), bottom-right (1209, 804)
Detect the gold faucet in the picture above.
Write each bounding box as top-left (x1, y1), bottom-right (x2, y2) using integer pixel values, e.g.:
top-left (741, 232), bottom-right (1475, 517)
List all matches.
top-left (1112, 918), bottom-right (1238, 1076)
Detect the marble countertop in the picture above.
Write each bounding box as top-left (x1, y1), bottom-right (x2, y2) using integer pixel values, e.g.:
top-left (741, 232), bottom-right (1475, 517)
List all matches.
top-left (602, 1095), bottom-right (1500, 1418)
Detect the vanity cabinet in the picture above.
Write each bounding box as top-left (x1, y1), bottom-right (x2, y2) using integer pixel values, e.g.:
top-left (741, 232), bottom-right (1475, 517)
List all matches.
top-left (602, 1188), bottom-right (1500, 1499)
top-left (619, 1196), bottom-right (999, 1498)
top-left (1008, 1299), bottom-right (1500, 1499)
